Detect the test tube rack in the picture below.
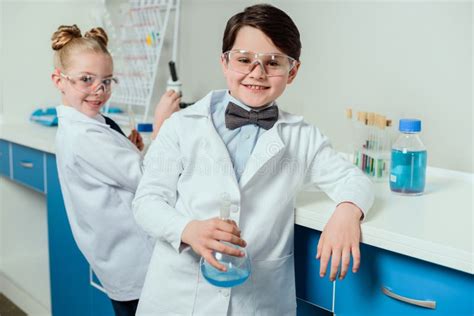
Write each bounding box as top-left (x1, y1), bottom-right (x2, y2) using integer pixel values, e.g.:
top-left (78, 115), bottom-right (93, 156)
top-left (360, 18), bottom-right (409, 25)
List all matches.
top-left (95, 0), bottom-right (180, 124)
top-left (346, 109), bottom-right (393, 181)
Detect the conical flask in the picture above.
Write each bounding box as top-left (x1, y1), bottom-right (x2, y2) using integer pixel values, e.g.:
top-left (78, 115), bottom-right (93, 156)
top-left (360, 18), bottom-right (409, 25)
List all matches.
top-left (200, 193), bottom-right (251, 288)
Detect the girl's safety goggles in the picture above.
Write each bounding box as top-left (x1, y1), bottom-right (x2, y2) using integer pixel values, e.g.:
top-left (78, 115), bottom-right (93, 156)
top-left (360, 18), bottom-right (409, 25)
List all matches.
top-left (60, 72), bottom-right (118, 94)
top-left (223, 50), bottom-right (298, 77)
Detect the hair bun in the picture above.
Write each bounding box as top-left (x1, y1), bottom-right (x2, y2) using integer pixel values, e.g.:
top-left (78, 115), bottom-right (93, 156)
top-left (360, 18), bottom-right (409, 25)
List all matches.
top-left (51, 24), bottom-right (82, 50)
top-left (84, 27), bottom-right (108, 48)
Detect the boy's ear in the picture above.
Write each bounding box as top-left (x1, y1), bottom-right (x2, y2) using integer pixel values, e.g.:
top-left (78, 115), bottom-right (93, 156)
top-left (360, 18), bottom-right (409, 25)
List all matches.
top-left (286, 62), bottom-right (301, 84)
top-left (220, 54), bottom-right (228, 74)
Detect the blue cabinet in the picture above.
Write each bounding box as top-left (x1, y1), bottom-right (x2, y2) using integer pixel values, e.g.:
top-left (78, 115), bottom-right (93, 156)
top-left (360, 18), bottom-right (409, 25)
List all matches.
top-left (0, 140), bottom-right (10, 176)
top-left (1, 143), bottom-right (114, 315)
top-left (296, 226), bottom-right (474, 316)
top-left (334, 243), bottom-right (474, 315)
top-left (46, 154), bottom-right (91, 316)
top-left (46, 154), bottom-right (114, 316)
top-left (295, 225), bottom-right (334, 312)
top-left (11, 143), bottom-right (45, 192)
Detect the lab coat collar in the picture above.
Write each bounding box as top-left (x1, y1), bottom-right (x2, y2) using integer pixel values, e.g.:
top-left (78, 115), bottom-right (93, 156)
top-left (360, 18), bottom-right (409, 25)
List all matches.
top-left (57, 105), bottom-right (109, 127)
top-left (181, 90), bottom-right (305, 188)
top-left (182, 90), bottom-right (304, 126)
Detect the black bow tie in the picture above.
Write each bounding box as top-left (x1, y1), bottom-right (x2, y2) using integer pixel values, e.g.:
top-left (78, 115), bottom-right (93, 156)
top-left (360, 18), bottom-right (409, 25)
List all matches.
top-left (225, 102), bottom-right (279, 130)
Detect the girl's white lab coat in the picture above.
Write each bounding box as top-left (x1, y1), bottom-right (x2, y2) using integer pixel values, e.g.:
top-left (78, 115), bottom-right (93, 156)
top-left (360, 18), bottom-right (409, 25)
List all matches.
top-left (55, 106), bottom-right (153, 301)
top-left (133, 90), bottom-right (374, 315)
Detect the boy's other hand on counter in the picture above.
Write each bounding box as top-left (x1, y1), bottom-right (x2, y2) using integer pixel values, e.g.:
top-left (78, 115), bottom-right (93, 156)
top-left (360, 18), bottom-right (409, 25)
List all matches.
top-left (316, 202), bottom-right (363, 282)
top-left (181, 218), bottom-right (247, 272)
top-left (128, 129), bottom-right (144, 151)
top-left (152, 90), bottom-right (181, 139)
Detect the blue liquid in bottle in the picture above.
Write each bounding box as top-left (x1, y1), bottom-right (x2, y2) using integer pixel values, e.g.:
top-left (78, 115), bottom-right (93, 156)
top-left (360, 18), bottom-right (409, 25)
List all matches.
top-left (390, 119), bottom-right (427, 195)
top-left (390, 149), bottom-right (427, 195)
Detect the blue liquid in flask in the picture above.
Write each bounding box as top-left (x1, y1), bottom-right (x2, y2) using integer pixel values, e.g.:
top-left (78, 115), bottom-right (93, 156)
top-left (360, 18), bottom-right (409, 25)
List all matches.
top-left (201, 193), bottom-right (251, 288)
top-left (201, 261), bottom-right (250, 288)
top-left (390, 149), bottom-right (427, 195)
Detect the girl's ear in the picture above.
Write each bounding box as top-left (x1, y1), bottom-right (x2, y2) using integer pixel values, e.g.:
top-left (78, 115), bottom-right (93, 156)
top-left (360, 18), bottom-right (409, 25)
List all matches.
top-left (51, 69), bottom-right (64, 92)
top-left (287, 61), bottom-right (301, 84)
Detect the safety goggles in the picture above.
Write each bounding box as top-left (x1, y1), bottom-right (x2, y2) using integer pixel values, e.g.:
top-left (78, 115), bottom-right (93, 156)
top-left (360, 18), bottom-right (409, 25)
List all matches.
top-left (223, 50), bottom-right (298, 77)
top-left (60, 72), bottom-right (118, 94)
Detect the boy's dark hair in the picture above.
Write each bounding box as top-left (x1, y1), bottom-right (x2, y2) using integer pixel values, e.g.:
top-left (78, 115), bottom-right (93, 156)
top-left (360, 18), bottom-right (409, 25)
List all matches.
top-left (222, 4), bottom-right (301, 61)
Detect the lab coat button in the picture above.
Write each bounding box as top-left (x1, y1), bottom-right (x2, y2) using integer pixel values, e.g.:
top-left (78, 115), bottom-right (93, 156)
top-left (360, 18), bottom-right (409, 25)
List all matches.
top-left (222, 289), bottom-right (230, 297)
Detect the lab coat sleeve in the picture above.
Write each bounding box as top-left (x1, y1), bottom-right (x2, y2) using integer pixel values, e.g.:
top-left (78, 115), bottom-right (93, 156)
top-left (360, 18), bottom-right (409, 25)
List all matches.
top-left (132, 115), bottom-right (191, 252)
top-left (303, 126), bottom-right (374, 219)
top-left (74, 130), bottom-right (143, 193)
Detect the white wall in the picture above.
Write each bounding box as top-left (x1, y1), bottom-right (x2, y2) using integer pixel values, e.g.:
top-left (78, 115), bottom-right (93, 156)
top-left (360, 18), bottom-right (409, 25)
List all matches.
top-left (1, 0), bottom-right (472, 172)
top-left (1, 0), bottom-right (99, 122)
top-left (177, 0), bottom-right (472, 172)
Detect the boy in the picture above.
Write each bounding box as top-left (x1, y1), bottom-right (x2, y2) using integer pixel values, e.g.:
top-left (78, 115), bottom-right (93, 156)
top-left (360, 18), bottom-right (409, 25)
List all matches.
top-left (133, 4), bottom-right (374, 315)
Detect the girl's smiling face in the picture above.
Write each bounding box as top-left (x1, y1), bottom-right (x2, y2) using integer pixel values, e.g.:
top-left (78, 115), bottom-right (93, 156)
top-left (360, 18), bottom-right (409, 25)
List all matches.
top-left (54, 52), bottom-right (114, 117)
top-left (221, 26), bottom-right (300, 108)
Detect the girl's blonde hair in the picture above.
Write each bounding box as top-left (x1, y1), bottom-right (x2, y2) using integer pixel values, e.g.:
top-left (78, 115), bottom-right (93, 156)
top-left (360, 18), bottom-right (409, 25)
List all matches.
top-left (51, 24), bottom-right (111, 71)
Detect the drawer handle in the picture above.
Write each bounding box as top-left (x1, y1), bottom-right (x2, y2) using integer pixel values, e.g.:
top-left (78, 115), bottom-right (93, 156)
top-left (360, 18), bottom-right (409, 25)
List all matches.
top-left (20, 161), bottom-right (34, 169)
top-left (382, 286), bottom-right (436, 309)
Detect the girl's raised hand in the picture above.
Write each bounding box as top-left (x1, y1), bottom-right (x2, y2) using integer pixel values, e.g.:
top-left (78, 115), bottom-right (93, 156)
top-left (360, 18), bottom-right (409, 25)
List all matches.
top-left (181, 218), bottom-right (247, 271)
top-left (152, 90), bottom-right (181, 139)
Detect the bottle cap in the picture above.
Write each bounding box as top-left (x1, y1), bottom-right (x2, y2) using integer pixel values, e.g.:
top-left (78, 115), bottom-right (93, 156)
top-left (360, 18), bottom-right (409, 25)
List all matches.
top-left (399, 119), bottom-right (421, 132)
top-left (137, 123), bottom-right (153, 132)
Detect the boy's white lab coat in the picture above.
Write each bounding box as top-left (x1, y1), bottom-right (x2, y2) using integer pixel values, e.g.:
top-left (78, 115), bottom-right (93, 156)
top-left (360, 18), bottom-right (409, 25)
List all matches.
top-left (133, 90), bottom-right (374, 315)
top-left (55, 106), bottom-right (153, 301)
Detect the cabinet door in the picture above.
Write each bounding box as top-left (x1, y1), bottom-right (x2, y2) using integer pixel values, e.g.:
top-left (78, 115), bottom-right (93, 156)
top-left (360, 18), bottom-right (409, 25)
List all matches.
top-left (335, 243), bottom-right (474, 315)
top-left (46, 154), bottom-right (91, 316)
top-left (0, 140), bottom-right (10, 176)
top-left (295, 225), bottom-right (334, 312)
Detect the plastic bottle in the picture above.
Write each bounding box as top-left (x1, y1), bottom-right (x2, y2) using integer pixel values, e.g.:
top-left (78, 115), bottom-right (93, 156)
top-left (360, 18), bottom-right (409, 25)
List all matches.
top-left (136, 123), bottom-right (153, 153)
top-left (200, 193), bottom-right (251, 288)
top-left (390, 119), bottom-right (427, 195)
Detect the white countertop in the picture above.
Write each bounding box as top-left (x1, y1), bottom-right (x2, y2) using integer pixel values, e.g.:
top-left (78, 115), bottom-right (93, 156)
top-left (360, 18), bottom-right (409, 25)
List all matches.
top-left (1, 121), bottom-right (473, 274)
top-left (0, 120), bottom-right (57, 154)
top-left (296, 168), bottom-right (473, 274)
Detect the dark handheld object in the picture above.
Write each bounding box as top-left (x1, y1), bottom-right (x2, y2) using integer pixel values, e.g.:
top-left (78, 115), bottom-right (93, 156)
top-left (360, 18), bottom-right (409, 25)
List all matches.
top-left (169, 61), bottom-right (179, 81)
top-left (179, 102), bottom-right (194, 109)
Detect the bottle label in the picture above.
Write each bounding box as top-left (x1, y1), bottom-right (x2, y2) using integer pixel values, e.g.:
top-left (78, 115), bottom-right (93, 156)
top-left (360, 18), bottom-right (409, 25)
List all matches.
top-left (390, 174), bottom-right (397, 183)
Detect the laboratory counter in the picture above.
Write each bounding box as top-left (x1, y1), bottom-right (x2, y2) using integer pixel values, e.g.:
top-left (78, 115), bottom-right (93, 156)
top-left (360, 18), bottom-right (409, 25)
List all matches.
top-left (0, 120), bottom-right (473, 315)
top-left (0, 120), bottom-right (472, 273)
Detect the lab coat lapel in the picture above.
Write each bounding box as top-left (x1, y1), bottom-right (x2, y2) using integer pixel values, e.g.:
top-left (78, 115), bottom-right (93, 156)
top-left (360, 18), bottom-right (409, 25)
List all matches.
top-left (239, 110), bottom-right (304, 188)
top-left (182, 91), bottom-right (240, 187)
top-left (239, 126), bottom-right (284, 188)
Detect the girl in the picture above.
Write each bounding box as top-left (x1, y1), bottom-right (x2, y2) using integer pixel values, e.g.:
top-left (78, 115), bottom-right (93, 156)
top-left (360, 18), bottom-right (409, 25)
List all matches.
top-left (51, 24), bottom-right (180, 316)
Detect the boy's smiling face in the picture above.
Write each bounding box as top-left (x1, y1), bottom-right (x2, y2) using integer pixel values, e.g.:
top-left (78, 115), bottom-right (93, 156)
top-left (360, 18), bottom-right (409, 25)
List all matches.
top-left (221, 26), bottom-right (300, 108)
